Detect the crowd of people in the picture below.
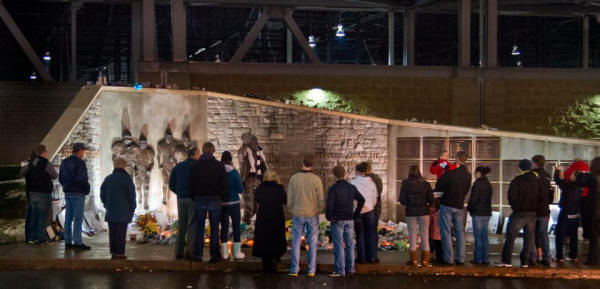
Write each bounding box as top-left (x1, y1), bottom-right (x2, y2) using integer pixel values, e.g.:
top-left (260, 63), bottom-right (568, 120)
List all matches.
top-left (19, 141), bottom-right (600, 275)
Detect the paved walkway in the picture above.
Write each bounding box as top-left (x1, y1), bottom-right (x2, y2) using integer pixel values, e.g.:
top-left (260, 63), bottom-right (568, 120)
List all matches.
top-left (0, 232), bottom-right (598, 279)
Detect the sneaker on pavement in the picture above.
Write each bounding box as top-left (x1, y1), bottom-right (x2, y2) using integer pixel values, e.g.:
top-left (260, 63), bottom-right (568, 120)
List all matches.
top-left (65, 243), bottom-right (74, 250)
top-left (540, 260), bottom-right (551, 267)
top-left (521, 264), bottom-right (529, 268)
top-left (496, 262), bottom-right (513, 268)
top-left (329, 273), bottom-right (343, 277)
top-left (288, 273), bottom-right (298, 277)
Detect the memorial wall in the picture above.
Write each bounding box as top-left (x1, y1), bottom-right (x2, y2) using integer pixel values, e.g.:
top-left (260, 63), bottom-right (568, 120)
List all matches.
top-left (48, 87), bottom-right (600, 225)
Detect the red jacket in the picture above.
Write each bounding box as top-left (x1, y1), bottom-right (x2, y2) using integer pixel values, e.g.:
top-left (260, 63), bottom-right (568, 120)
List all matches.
top-left (430, 159), bottom-right (456, 179)
top-left (565, 161), bottom-right (589, 197)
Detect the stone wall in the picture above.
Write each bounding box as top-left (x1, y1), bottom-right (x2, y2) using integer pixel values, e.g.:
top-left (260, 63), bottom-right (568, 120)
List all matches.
top-left (52, 98), bottom-right (102, 211)
top-left (207, 97), bottom-right (389, 218)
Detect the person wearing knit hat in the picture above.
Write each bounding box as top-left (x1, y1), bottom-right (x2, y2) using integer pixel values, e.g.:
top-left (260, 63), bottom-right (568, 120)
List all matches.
top-left (498, 159), bottom-right (544, 268)
top-left (554, 162), bottom-right (586, 263)
top-left (220, 151), bottom-right (245, 260)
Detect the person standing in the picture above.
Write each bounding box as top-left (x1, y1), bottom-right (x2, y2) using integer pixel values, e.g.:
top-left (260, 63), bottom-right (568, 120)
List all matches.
top-left (100, 158), bottom-right (136, 259)
top-left (21, 145), bottom-right (58, 244)
top-left (253, 170), bottom-right (287, 273)
top-left (59, 142), bottom-right (91, 250)
top-left (554, 164), bottom-right (584, 262)
top-left (399, 166), bottom-right (434, 267)
top-left (326, 166), bottom-right (365, 276)
top-left (169, 147), bottom-right (200, 260)
top-left (467, 166), bottom-right (492, 265)
top-left (189, 142), bottom-right (228, 263)
top-left (530, 155), bottom-right (553, 266)
top-left (287, 155), bottom-right (324, 277)
top-left (220, 151), bottom-right (245, 260)
top-left (366, 161), bottom-right (383, 223)
top-left (430, 150), bottom-right (455, 179)
top-left (435, 150), bottom-right (471, 265)
top-left (498, 159), bottom-right (543, 267)
top-left (575, 157), bottom-right (600, 265)
top-left (352, 162), bottom-right (379, 264)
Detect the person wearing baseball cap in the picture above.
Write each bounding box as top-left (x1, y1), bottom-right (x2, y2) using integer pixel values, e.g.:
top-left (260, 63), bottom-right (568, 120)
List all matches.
top-left (59, 142), bottom-right (91, 250)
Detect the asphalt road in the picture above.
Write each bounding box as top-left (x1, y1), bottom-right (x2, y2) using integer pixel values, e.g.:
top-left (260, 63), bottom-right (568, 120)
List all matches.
top-left (0, 271), bottom-right (598, 289)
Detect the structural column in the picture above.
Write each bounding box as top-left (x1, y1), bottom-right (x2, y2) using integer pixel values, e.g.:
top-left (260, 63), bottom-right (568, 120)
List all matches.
top-left (583, 16), bottom-right (589, 69)
top-left (478, 0), bottom-right (486, 67)
top-left (171, 0), bottom-right (186, 62)
top-left (71, 1), bottom-right (78, 81)
top-left (286, 28), bottom-right (292, 63)
top-left (142, 0), bottom-right (156, 61)
top-left (131, 0), bottom-right (142, 80)
top-left (459, 0), bottom-right (471, 67)
top-left (402, 8), bottom-right (415, 66)
top-left (388, 10), bottom-right (394, 66)
top-left (487, 0), bottom-right (498, 67)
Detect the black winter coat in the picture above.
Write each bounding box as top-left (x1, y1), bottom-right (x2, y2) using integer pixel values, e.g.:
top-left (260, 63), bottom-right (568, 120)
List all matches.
top-left (554, 170), bottom-right (581, 215)
top-left (507, 171), bottom-right (544, 213)
top-left (326, 180), bottom-right (365, 221)
top-left (253, 181), bottom-right (287, 259)
top-left (399, 178), bottom-right (434, 217)
top-left (189, 154), bottom-right (228, 201)
top-left (533, 167), bottom-right (553, 216)
top-left (577, 172), bottom-right (600, 221)
top-left (26, 156), bottom-right (53, 194)
top-left (100, 168), bottom-right (136, 223)
top-left (467, 177), bottom-right (492, 216)
top-left (435, 166), bottom-right (472, 210)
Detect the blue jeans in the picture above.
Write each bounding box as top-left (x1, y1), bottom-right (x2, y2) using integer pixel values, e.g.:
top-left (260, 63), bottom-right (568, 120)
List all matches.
top-left (471, 215), bottom-right (490, 264)
top-left (555, 212), bottom-right (580, 260)
top-left (331, 220), bottom-right (355, 275)
top-left (501, 212), bottom-right (536, 265)
top-left (29, 192), bottom-right (51, 242)
top-left (220, 203), bottom-right (241, 243)
top-left (439, 205), bottom-right (466, 263)
top-left (355, 210), bottom-right (377, 262)
top-left (406, 215), bottom-right (430, 251)
top-left (64, 194), bottom-right (85, 245)
top-left (290, 216), bottom-right (318, 274)
top-left (25, 197), bottom-right (32, 242)
top-left (193, 199), bottom-right (221, 259)
top-left (531, 215), bottom-right (551, 262)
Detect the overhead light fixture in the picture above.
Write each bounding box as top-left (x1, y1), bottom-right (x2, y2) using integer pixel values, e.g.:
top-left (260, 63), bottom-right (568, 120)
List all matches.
top-left (336, 24), bottom-right (345, 38)
top-left (511, 45), bottom-right (521, 56)
top-left (308, 35), bottom-right (317, 48)
top-left (43, 52), bottom-right (51, 61)
top-left (29, 72), bottom-right (37, 80)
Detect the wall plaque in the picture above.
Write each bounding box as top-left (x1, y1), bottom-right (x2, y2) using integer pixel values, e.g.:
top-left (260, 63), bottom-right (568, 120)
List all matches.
top-left (449, 138), bottom-right (472, 159)
top-left (396, 160), bottom-right (420, 180)
top-left (476, 138), bottom-right (500, 159)
top-left (502, 160), bottom-right (522, 182)
top-left (423, 138), bottom-right (446, 159)
top-left (474, 160), bottom-right (500, 182)
top-left (397, 138), bottom-right (420, 159)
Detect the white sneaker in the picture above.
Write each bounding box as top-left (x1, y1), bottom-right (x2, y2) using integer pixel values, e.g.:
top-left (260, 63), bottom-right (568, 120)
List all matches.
top-left (496, 262), bottom-right (513, 268)
top-left (329, 273), bottom-right (343, 277)
top-left (221, 243), bottom-right (230, 260)
top-left (233, 242), bottom-right (245, 260)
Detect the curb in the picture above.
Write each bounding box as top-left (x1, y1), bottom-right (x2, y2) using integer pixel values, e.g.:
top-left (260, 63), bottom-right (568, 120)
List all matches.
top-left (0, 259), bottom-right (599, 279)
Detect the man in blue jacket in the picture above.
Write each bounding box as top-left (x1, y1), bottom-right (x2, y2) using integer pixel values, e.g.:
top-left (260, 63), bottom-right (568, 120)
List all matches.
top-left (59, 142), bottom-right (91, 250)
top-left (100, 158), bottom-right (136, 259)
top-left (169, 147), bottom-right (200, 260)
top-left (326, 166), bottom-right (365, 277)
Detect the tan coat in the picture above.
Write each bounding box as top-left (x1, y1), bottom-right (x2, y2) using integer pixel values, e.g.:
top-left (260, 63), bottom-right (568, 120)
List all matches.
top-left (287, 171), bottom-right (324, 217)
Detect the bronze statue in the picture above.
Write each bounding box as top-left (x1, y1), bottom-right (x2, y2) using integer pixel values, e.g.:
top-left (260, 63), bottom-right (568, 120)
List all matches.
top-left (134, 133), bottom-right (155, 210)
top-left (157, 127), bottom-right (178, 206)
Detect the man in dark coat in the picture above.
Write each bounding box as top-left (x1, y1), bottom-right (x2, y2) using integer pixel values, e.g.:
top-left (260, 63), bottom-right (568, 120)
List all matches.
top-left (100, 158), bottom-right (136, 259)
top-left (576, 157), bottom-right (600, 265)
top-left (326, 166), bottom-right (365, 277)
top-left (189, 142), bottom-right (228, 263)
top-left (435, 150), bottom-right (471, 265)
top-left (498, 159), bottom-right (544, 267)
top-left (59, 142), bottom-right (91, 250)
top-left (530, 155), bottom-right (553, 266)
top-left (20, 144), bottom-right (58, 244)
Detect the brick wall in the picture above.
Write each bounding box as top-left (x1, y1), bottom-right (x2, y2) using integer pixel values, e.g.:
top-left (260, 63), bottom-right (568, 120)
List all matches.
top-left (0, 82), bottom-right (81, 165)
top-left (207, 97), bottom-right (389, 217)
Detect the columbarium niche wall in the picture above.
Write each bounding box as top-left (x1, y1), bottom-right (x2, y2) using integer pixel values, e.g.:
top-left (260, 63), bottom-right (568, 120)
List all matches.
top-left (207, 97), bottom-right (389, 219)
